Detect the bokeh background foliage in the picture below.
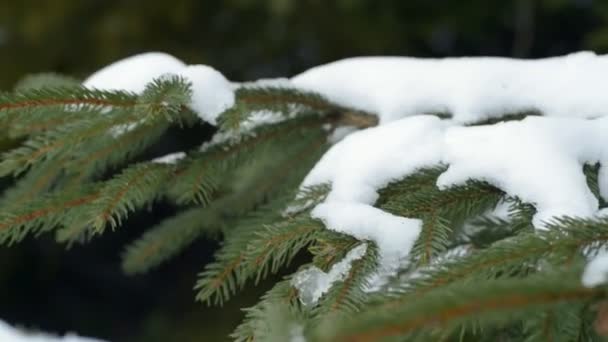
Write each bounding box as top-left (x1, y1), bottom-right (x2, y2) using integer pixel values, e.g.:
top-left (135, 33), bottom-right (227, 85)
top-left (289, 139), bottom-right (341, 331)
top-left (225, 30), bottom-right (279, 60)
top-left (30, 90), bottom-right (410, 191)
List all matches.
top-left (0, 0), bottom-right (608, 341)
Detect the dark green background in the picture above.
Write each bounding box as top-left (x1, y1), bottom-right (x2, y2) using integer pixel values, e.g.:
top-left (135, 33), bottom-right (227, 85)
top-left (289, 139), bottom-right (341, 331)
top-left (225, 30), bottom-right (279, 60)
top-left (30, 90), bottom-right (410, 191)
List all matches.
top-left (0, 0), bottom-right (606, 340)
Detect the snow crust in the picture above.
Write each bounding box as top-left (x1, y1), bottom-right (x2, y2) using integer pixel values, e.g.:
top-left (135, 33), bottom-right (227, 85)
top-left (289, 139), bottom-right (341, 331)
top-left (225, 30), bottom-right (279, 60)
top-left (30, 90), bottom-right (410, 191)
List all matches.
top-left (292, 51), bottom-right (608, 124)
top-left (0, 320), bottom-right (105, 342)
top-left (291, 243), bottom-right (367, 306)
top-left (84, 52), bottom-right (234, 124)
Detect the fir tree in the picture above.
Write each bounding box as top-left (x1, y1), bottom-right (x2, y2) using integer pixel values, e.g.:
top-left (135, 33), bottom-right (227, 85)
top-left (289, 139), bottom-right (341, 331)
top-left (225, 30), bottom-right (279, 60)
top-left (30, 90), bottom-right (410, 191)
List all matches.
top-left (1, 54), bottom-right (608, 342)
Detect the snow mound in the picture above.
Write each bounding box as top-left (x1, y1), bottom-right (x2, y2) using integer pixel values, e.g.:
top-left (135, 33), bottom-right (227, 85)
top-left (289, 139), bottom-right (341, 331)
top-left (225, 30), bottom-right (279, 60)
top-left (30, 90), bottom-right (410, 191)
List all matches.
top-left (84, 52), bottom-right (185, 93)
top-left (292, 51), bottom-right (608, 124)
top-left (438, 116), bottom-right (607, 228)
top-left (84, 52), bottom-right (234, 124)
top-left (0, 320), bottom-right (106, 342)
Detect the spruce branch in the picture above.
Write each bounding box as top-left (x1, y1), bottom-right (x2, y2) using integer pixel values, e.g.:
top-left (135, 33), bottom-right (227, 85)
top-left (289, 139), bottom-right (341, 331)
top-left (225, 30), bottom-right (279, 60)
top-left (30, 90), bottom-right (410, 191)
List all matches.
top-left (122, 207), bottom-right (223, 275)
top-left (56, 162), bottom-right (174, 243)
top-left (320, 269), bottom-right (603, 342)
top-left (218, 86), bottom-right (378, 132)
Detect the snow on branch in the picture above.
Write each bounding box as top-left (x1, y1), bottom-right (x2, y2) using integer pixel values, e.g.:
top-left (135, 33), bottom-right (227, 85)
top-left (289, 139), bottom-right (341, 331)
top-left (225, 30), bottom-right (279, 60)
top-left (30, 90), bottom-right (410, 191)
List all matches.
top-left (81, 50), bottom-right (608, 300)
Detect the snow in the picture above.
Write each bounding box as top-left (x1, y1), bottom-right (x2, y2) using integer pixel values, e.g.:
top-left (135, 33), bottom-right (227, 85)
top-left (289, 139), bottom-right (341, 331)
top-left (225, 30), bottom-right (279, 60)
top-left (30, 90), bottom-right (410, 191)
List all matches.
top-left (84, 52), bottom-right (234, 125)
top-left (292, 51), bottom-right (608, 124)
top-left (438, 116), bottom-right (607, 229)
top-left (0, 320), bottom-right (106, 342)
top-left (311, 204), bottom-right (421, 291)
top-left (291, 243), bottom-right (368, 306)
top-left (151, 152), bottom-right (186, 164)
top-left (583, 250), bottom-right (608, 287)
top-left (302, 116), bottom-right (447, 205)
top-left (85, 51), bottom-right (608, 292)
top-left (84, 52), bottom-right (185, 94)
top-left (293, 53), bottom-right (608, 292)
top-left (171, 65), bottom-right (235, 124)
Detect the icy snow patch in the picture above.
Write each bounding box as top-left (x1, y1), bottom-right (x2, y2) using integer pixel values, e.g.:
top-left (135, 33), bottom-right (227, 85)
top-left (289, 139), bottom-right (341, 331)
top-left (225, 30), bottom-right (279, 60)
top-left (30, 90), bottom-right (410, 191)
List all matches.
top-left (0, 320), bottom-right (106, 342)
top-left (84, 52), bottom-right (234, 125)
top-left (292, 51), bottom-right (608, 124)
top-left (292, 243), bottom-right (367, 306)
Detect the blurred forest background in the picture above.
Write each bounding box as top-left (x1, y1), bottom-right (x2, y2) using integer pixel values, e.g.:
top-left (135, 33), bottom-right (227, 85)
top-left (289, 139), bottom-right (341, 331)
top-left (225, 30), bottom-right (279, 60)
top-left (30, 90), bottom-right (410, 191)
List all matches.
top-left (0, 0), bottom-right (607, 341)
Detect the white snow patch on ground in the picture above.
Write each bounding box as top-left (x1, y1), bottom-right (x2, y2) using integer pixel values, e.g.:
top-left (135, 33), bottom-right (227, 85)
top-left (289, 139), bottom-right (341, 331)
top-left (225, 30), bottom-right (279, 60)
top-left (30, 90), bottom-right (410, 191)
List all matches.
top-left (0, 320), bottom-right (106, 342)
top-left (292, 51), bottom-right (608, 124)
top-left (292, 243), bottom-right (368, 306)
top-left (84, 52), bottom-right (234, 125)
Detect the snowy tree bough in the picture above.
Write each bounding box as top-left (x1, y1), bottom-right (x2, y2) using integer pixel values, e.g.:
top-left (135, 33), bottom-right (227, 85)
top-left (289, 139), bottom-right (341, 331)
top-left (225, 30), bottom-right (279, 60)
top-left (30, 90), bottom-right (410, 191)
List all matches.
top-left (1, 51), bottom-right (608, 341)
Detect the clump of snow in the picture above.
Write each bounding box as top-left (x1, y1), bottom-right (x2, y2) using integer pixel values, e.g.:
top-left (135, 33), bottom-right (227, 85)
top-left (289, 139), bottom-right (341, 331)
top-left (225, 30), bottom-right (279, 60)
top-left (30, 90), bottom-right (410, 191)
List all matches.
top-left (84, 52), bottom-right (185, 94)
top-left (172, 65), bottom-right (235, 124)
top-left (292, 243), bottom-right (368, 306)
top-left (151, 152), bottom-right (186, 164)
top-left (583, 250), bottom-right (608, 287)
top-left (438, 116), bottom-right (606, 229)
top-left (0, 320), bottom-right (106, 342)
top-left (84, 52), bottom-right (235, 125)
top-left (302, 116), bottom-right (446, 205)
top-left (300, 116), bottom-right (444, 290)
top-left (292, 51), bottom-right (608, 124)
top-left (311, 204), bottom-right (421, 291)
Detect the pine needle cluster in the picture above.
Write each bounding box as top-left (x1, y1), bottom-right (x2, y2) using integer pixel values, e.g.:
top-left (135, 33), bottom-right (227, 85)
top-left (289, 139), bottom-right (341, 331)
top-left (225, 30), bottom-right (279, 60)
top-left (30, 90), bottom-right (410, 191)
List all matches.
top-left (0, 73), bottom-right (607, 341)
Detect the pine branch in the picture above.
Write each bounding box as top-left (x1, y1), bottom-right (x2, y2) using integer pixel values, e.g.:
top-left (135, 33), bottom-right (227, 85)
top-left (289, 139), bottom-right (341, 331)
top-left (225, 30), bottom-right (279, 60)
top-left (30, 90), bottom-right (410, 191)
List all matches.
top-left (312, 243), bottom-right (379, 318)
top-left (319, 268), bottom-right (603, 342)
top-left (0, 76), bottom-right (192, 177)
top-left (231, 278), bottom-right (303, 342)
top-left (0, 186), bottom-right (99, 244)
top-left (55, 163), bottom-right (174, 243)
top-left (218, 86), bottom-right (377, 132)
top-left (168, 115), bottom-right (327, 205)
top-left (122, 207), bottom-right (222, 274)
top-left (195, 217), bottom-right (322, 304)
top-left (369, 217), bottom-right (608, 315)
